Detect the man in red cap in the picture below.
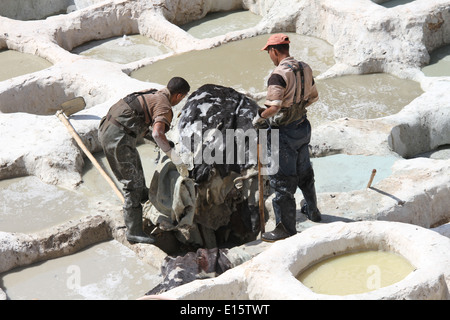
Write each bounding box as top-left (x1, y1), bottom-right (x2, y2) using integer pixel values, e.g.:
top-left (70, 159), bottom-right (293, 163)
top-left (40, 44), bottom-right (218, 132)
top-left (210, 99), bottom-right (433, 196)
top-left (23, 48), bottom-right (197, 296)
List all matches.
top-left (254, 33), bottom-right (321, 242)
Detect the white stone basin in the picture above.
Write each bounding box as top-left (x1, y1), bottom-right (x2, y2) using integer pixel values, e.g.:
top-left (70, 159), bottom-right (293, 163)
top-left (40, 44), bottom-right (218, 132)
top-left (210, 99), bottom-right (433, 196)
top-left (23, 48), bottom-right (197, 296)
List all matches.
top-left (1, 0), bottom-right (450, 300)
top-left (0, 0), bottom-right (104, 21)
top-left (158, 221), bottom-right (450, 300)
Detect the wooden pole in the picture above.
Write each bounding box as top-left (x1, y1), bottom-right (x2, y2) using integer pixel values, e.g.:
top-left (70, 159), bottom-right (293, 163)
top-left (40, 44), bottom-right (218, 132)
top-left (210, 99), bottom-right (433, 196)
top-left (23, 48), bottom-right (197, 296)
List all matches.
top-left (56, 110), bottom-right (125, 203)
top-left (257, 142), bottom-right (265, 235)
top-left (367, 169), bottom-right (377, 189)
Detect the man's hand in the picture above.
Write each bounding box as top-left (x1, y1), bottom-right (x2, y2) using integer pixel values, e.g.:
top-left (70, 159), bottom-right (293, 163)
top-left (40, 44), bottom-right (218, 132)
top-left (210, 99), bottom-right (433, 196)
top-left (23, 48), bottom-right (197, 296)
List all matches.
top-left (252, 108), bottom-right (269, 129)
top-left (164, 148), bottom-right (189, 177)
top-left (144, 133), bottom-right (174, 148)
top-left (152, 122), bottom-right (188, 177)
top-left (175, 163), bottom-right (189, 178)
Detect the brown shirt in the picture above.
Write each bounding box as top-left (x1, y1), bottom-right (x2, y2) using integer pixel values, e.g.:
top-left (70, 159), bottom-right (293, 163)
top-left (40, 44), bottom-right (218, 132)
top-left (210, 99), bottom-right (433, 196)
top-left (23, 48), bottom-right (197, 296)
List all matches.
top-left (103, 87), bottom-right (173, 138)
top-left (137, 87), bottom-right (173, 131)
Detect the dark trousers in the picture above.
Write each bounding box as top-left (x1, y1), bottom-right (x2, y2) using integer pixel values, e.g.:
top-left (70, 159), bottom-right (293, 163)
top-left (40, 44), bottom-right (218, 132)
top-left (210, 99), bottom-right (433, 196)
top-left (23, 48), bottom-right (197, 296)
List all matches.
top-left (98, 123), bottom-right (146, 215)
top-left (269, 117), bottom-right (318, 235)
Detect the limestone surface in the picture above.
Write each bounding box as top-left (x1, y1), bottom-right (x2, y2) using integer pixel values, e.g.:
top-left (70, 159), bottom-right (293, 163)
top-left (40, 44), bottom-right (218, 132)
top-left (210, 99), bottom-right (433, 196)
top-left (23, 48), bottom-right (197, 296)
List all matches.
top-left (157, 221), bottom-right (450, 300)
top-left (1, 0), bottom-right (449, 300)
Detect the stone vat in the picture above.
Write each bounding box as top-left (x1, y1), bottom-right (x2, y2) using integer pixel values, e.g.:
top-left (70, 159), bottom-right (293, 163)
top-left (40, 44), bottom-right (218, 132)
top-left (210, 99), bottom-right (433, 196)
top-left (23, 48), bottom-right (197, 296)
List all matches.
top-left (1, 0), bottom-right (449, 299)
top-left (155, 221), bottom-right (450, 300)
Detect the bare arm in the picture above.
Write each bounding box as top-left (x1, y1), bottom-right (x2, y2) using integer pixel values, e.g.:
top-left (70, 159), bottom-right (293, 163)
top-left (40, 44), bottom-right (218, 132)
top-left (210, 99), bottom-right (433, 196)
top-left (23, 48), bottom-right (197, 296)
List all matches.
top-left (152, 122), bottom-right (171, 152)
top-left (261, 104), bottom-right (282, 119)
top-left (153, 121), bottom-right (186, 171)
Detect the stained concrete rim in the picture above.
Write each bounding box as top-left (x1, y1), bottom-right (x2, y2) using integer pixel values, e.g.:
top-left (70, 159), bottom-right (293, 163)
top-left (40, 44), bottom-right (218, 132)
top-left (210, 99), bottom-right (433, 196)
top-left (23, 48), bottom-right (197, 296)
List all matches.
top-left (249, 221), bottom-right (450, 299)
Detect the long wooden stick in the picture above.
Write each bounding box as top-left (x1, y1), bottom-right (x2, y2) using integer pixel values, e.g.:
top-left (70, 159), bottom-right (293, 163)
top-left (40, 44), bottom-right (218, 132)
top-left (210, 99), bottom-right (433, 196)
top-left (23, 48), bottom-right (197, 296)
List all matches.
top-left (56, 110), bottom-right (125, 203)
top-left (257, 142), bottom-right (265, 235)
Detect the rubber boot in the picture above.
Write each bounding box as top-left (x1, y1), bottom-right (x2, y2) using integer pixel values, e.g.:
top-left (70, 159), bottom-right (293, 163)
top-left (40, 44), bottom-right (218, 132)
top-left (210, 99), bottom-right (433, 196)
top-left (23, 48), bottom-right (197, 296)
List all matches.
top-left (300, 188), bottom-right (321, 222)
top-left (301, 202), bottom-right (322, 222)
top-left (262, 222), bottom-right (292, 242)
top-left (298, 168), bottom-right (322, 222)
top-left (270, 175), bottom-right (298, 235)
top-left (123, 207), bottom-right (155, 244)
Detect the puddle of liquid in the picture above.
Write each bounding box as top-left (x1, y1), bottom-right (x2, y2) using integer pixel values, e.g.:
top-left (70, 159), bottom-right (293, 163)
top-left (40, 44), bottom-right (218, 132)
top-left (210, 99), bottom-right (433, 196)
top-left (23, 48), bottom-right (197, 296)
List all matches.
top-left (412, 144), bottom-right (450, 160)
top-left (0, 143), bottom-right (160, 234)
top-left (0, 144), bottom-right (162, 300)
top-left (131, 33), bottom-right (335, 95)
top-left (309, 154), bottom-right (399, 193)
top-left (181, 10), bottom-right (262, 39)
top-left (0, 176), bottom-right (89, 234)
top-left (0, 50), bottom-right (52, 82)
top-left (0, 240), bottom-right (161, 300)
top-left (131, 33), bottom-right (422, 129)
top-left (422, 45), bottom-right (450, 77)
top-left (78, 143), bottom-right (160, 205)
top-left (297, 250), bottom-right (415, 295)
top-left (311, 73), bottom-right (423, 128)
top-left (71, 34), bottom-right (172, 64)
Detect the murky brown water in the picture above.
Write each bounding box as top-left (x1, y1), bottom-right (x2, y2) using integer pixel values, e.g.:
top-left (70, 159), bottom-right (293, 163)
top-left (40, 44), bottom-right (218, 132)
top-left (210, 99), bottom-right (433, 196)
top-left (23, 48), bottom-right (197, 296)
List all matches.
top-left (181, 10), bottom-right (262, 39)
top-left (131, 33), bottom-right (423, 128)
top-left (422, 44), bottom-right (450, 77)
top-left (413, 144), bottom-right (450, 160)
top-left (71, 34), bottom-right (172, 64)
top-left (0, 144), bottom-right (161, 300)
top-left (1, 240), bottom-right (161, 300)
top-left (0, 175), bottom-right (89, 234)
top-left (312, 73), bottom-right (422, 127)
top-left (0, 143), bottom-right (159, 234)
top-left (131, 33), bottom-right (335, 95)
top-left (0, 50), bottom-right (52, 82)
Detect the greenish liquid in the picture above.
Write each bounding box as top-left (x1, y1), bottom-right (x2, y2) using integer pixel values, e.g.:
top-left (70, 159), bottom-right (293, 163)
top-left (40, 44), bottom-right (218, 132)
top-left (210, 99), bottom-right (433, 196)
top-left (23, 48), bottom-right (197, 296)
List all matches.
top-left (298, 250), bottom-right (415, 295)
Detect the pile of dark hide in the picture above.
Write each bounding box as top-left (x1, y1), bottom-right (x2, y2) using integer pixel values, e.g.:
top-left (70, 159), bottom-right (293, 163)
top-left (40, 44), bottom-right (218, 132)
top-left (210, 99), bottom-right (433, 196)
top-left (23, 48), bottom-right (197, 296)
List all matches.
top-left (146, 248), bottom-right (232, 295)
top-left (178, 84), bottom-right (259, 183)
top-left (145, 85), bottom-right (263, 296)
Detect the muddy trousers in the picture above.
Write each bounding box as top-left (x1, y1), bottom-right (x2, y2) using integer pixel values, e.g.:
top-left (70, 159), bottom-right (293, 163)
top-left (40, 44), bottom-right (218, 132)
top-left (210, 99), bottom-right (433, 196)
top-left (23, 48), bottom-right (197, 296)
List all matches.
top-left (269, 117), bottom-right (319, 235)
top-left (98, 124), bottom-right (149, 238)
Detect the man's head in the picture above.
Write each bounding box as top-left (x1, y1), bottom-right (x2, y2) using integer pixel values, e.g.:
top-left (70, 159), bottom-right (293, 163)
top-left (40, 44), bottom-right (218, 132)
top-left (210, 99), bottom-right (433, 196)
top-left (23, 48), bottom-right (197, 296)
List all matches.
top-left (167, 77), bottom-right (190, 106)
top-left (261, 33), bottom-right (290, 66)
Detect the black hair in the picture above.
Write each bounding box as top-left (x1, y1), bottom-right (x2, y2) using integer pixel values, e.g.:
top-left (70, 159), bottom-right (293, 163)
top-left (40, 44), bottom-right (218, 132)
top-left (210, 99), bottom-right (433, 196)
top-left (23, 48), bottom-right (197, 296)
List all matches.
top-left (167, 77), bottom-right (190, 95)
top-left (268, 43), bottom-right (290, 54)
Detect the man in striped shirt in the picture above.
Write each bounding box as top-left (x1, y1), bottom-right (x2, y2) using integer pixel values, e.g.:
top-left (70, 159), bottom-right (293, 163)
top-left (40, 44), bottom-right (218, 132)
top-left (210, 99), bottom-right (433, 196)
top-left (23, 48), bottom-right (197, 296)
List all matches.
top-left (254, 34), bottom-right (322, 242)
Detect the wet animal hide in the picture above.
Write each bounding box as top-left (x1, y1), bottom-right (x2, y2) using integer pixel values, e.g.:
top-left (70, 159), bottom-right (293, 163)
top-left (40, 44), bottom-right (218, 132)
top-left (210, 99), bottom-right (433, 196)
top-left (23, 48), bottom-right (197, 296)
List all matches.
top-left (146, 248), bottom-right (232, 295)
top-left (178, 84), bottom-right (259, 183)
